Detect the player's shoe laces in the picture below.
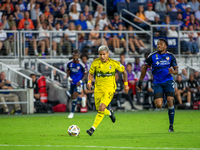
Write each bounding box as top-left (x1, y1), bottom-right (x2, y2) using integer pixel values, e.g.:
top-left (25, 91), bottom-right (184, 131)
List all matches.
top-left (68, 113), bottom-right (74, 119)
top-left (109, 109), bottom-right (116, 123)
top-left (86, 127), bottom-right (95, 136)
top-left (81, 97), bottom-right (86, 107)
top-left (168, 125), bottom-right (174, 132)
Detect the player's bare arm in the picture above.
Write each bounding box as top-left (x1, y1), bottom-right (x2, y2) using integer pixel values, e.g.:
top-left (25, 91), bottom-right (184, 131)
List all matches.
top-left (67, 69), bottom-right (73, 84)
top-left (122, 70), bottom-right (129, 94)
top-left (87, 72), bottom-right (93, 90)
top-left (137, 65), bottom-right (148, 92)
top-left (168, 67), bottom-right (178, 75)
top-left (77, 73), bottom-right (87, 86)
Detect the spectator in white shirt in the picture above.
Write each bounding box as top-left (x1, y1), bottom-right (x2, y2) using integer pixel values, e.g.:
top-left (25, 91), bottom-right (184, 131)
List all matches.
top-left (187, 0), bottom-right (199, 12)
top-left (69, 0), bottom-right (82, 12)
top-left (69, 4), bottom-right (80, 20)
top-left (52, 22), bottom-right (63, 56)
top-left (86, 14), bottom-right (95, 30)
top-left (94, 5), bottom-right (103, 20)
top-left (188, 25), bottom-right (199, 54)
top-left (195, 5), bottom-right (200, 20)
top-left (64, 22), bottom-right (76, 52)
top-left (0, 22), bottom-right (13, 55)
top-left (96, 12), bottom-right (112, 30)
top-left (167, 26), bottom-right (178, 37)
top-left (145, 3), bottom-right (157, 22)
top-left (27, 0), bottom-right (36, 11)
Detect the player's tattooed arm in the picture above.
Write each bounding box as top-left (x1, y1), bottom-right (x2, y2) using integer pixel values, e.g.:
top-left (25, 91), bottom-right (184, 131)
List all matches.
top-left (122, 70), bottom-right (129, 94)
top-left (139, 65), bottom-right (148, 82)
top-left (87, 73), bottom-right (93, 90)
top-left (122, 70), bottom-right (128, 82)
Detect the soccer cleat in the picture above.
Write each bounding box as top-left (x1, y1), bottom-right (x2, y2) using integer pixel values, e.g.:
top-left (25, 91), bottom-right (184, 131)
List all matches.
top-left (68, 113), bottom-right (74, 119)
top-left (6, 111), bottom-right (10, 115)
top-left (168, 125), bottom-right (174, 132)
top-left (14, 110), bottom-right (22, 115)
top-left (109, 109), bottom-right (116, 123)
top-left (81, 97), bottom-right (86, 107)
top-left (86, 127), bottom-right (95, 136)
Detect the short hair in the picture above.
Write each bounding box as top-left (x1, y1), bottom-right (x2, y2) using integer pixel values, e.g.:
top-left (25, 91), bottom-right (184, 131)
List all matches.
top-left (98, 45), bottom-right (109, 53)
top-left (158, 38), bottom-right (168, 47)
top-left (120, 52), bottom-right (125, 57)
top-left (177, 74), bottom-right (182, 77)
top-left (127, 62), bottom-right (132, 67)
top-left (80, 53), bottom-right (89, 60)
top-left (30, 74), bottom-right (36, 77)
top-left (72, 49), bottom-right (79, 54)
top-left (144, 52), bottom-right (150, 58)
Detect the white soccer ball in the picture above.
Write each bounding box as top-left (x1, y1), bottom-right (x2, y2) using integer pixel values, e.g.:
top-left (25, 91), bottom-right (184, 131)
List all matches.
top-left (68, 125), bottom-right (80, 137)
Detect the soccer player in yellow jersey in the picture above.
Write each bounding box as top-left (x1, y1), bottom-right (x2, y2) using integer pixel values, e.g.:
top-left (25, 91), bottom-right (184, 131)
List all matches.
top-left (86, 45), bottom-right (129, 136)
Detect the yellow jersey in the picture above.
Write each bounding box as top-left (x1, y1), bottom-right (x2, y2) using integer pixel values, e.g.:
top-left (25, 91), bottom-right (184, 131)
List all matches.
top-left (89, 58), bottom-right (125, 92)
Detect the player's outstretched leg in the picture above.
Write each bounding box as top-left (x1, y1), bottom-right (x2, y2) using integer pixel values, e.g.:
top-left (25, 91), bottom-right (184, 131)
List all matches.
top-left (109, 109), bottom-right (116, 123)
top-left (68, 99), bottom-right (77, 119)
top-left (168, 105), bottom-right (175, 132)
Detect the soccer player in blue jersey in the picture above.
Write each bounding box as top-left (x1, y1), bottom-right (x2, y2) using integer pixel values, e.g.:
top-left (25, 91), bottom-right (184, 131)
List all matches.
top-left (137, 38), bottom-right (178, 132)
top-left (67, 50), bottom-right (87, 118)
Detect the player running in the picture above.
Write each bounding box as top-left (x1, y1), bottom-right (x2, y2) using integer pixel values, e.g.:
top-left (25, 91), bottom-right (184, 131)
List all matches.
top-left (86, 45), bottom-right (129, 136)
top-left (67, 50), bottom-right (87, 119)
top-left (137, 38), bottom-right (178, 132)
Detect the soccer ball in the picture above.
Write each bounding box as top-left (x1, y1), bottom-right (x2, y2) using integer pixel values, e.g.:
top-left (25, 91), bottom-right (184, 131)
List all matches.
top-left (68, 125), bottom-right (80, 137)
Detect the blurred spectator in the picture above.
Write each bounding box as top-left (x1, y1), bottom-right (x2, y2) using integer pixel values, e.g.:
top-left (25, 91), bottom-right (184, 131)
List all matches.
top-left (0, 0), bottom-right (14, 12)
top-left (177, 0), bottom-right (187, 12)
top-left (55, 6), bottom-right (66, 20)
top-left (195, 5), bottom-right (200, 21)
top-left (134, 5), bottom-right (150, 30)
top-left (94, 5), bottom-right (103, 19)
top-left (86, 14), bottom-right (95, 30)
top-left (132, 57), bottom-right (142, 72)
top-left (145, 3), bottom-right (157, 22)
top-left (185, 14), bottom-right (200, 30)
top-left (14, 4), bottom-right (24, 20)
top-left (137, 70), bottom-right (151, 81)
top-left (120, 53), bottom-right (127, 70)
top-left (103, 26), bottom-right (122, 54)
top-left (186, 74), bottom-right (200, 101)
top-left (30, 74), bottom-right (40, 100)
top-left (18, 0), bottom-right (27, 11)
top-left (167, 0), bottom-right (178, 11)
top-left (175, 74), bottom-right (191, 105)
top-left (173, 13), bottom-right (184, 27)
top-left (88, 25), bottom-right (108, 53)
top-left (187, 25), bottom-right (199, 54)
top-left (37, 14), bottom-right (50, 57)
top-left (76, 25), bottom-right (85, 51)
top-left (30, 2), bottom-right (42, 20)
top-left (128, 25), bottom-right (147, 52)
top-left (52, 22), bottom-right (63, 56)
top-left (0, 13), bottom-right (9, 29)
top-left (42, 0), bottom-right (54, 12)
top-left (114, 24), bottom-right (138, 55)
top-left (69, 4), bottom-right (80, 20)
top-left (80, 53), bottom-right (90, 71)
top-left (53, 68), bottom-right (61, 83)
top-left (83, 5), bottom-right (91, 20)
top-left (152, 14), bottom-right (161, 37)
top-left (27, 0), bottom-right (36, 11)
top-left (181, 68), bottom-right (188, 80)
top-left (155, 0), bottom-right (167, 11)
top-left (75, 13), bottom-right (88, 30)
top-left (37, 14), bottom-right (46, 28)
top-left (7, 14), bottom-right (16, 29)
top-left (187, 0), bottom-right (199, 12)
top-left (145, 75), bottom-right (154, 104)
top-left (158, 15), bottom-right (172, 30)
top-left (64, 22), bottom-right (76, 52)
top-left (0, 22), bottom-right (13, 55)
top-left (182, 5), bottom-right (191, 21)
top-left (48, 14), bottom-right (55, 27)
top-left (111, 13), bottom-right (126, 30)
top-left (61, 14), bottom-right (69, 30)
top-left (0, 71), bottom-right (22, 115)
top-left (96, 12), bottom-right (112, 30)
top-left (52, 0), bottom-right (67, 11)
top-left (194, 70), bottom-right (200, 83)
top-left (44, 6), bottom-right (51, 20)
top-left (69, 0), bottom-right (82, 12)
top-left (113, 0), bottom-right (130, 9)
top-left (7, 25), bottom-right (17, 55)
top-left (22, 21), bottom-right (38, 56)
top-left (179, 25), bottom-right (191, 54)
top-left (167, 26), bottom-right (178, 37)
top-left (18, 11), bottom-right (35, 29)
top-left (5, 4), bottom-right (12, 18)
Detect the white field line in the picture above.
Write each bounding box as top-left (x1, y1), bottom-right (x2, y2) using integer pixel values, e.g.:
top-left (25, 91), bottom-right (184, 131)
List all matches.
top-left (0, 144), bottom-right (199, 150)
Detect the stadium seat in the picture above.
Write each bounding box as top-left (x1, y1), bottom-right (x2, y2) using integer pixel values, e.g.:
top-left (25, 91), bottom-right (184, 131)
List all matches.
top-left (116, 2), bottom-right (128, 14)
top-left (128, 2), bottom-right (138, 14)
top-left (168, 12), bottom-right (178, 22)
top-left (156, 11), bottom-right (166, 21)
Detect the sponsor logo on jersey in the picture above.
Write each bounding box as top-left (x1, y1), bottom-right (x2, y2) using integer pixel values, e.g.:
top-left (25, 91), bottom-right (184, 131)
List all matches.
top-left (156, 55), bottom-right (159, 59)
top-left (77, 66), bottom-right (80, 70)
top-left (166, 57), bottom-right (170, 60)
top-left (109, 66), bottom-right (112, 69)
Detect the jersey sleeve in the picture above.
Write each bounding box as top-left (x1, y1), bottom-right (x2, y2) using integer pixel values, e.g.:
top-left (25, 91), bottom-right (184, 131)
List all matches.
top-left (115, 61), bottom-right (125, 73)
top-left (89, 62), bottom-right (95, 74)
top-left (145, 54), bottom-right (153, 68)
top-left (171, 54), bottom-right (178, 69)
top-left (80, 62), bottom-right (87, 74)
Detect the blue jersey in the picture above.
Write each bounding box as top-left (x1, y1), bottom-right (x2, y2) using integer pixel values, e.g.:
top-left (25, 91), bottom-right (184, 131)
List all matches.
top-left (22, 29), bottom-right (33, 39)
top-left (67, 60), bottom-right (87, 85)
top-left (145, 51), bottom-right (178, 84)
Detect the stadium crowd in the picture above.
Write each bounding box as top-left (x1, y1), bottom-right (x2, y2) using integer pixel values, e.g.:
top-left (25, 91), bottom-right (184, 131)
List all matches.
top-left (0, 0), bottom-right (200, 56)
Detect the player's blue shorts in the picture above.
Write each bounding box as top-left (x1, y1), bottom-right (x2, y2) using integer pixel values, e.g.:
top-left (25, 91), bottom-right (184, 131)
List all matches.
top-left (70, 84), bottom-right (82, 95)
top-left (153, 80), bottom-right (175, 99)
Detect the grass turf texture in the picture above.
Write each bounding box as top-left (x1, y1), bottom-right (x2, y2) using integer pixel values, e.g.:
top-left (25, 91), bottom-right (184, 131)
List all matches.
top-left (0, 110), bottom-right (200, 150)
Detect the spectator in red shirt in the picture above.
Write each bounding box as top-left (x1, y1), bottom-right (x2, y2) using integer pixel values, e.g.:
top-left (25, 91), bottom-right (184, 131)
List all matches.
top-left (0, 0), bottom-right (14, 12)
top-left (18, 11), bottom-right (35, 29)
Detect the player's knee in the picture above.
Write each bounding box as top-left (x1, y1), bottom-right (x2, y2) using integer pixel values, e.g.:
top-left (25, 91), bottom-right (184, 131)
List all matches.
top-left (155, 102), bottom-right (162, 108)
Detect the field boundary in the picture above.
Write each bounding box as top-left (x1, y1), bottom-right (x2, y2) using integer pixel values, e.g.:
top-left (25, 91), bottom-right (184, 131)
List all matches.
top-left (0, 144), bottom-right (200, 150)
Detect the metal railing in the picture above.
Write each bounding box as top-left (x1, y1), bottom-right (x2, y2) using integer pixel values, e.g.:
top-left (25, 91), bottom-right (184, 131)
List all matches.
top-left (89, 0), bottom-right (107, 13)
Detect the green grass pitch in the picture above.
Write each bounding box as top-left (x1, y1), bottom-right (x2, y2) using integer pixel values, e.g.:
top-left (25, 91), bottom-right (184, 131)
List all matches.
top-left (0, 110), bottom-right (200, 150)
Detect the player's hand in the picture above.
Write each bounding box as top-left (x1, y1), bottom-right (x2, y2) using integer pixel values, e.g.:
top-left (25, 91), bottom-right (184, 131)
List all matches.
top-left (124, 85), bottom-right (129, 94)
top-left (168, 68), bottom-right (174, 74)
top-left (77, 82), bottom-right (81, 86)
top-left (68, 77), bottom-right (73, 84)
top-left (137, 80), bottom-right (143, 92)
top-left (87, 82), bottom-right (92, 90)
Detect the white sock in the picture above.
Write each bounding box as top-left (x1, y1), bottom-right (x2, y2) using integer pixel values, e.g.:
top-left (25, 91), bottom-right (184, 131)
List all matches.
top-left (92, 126), bottom-right (96, 130)
top-left (109, 112), bottom-right (111, 116)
